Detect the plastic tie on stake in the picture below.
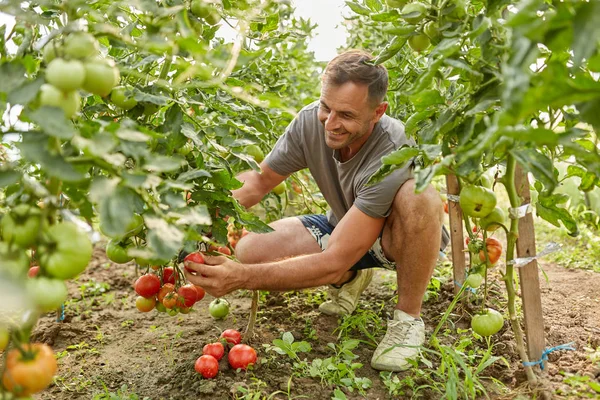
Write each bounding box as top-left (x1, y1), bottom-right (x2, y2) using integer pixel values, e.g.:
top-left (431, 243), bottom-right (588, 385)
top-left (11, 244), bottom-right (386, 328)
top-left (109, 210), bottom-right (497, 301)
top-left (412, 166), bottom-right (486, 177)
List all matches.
top-left (522, 342), bottom-right (576, 370)
top-left (56, 303), bottom-right (65, 322)
top-left (507, 242), bottom-right (562, 268)
top-left (509, 203), bottom-right (532, 219)
top-left (454, 280), bottom-right (477, 294)
top-left (447, 194), bottom-right (460, 203)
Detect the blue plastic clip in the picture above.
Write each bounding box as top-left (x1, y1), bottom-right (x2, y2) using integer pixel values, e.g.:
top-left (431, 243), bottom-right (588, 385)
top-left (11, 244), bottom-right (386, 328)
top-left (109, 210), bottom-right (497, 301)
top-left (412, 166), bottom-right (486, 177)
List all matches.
top-left (56, 303), bottom-right (65, 322)
top-left (522, 342), bottom-right (576, 370)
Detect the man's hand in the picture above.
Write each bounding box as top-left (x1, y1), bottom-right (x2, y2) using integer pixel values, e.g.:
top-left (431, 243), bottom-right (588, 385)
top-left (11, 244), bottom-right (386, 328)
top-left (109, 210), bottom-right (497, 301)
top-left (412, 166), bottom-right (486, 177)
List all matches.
top-left (183, 254), bottom-right (245, 298)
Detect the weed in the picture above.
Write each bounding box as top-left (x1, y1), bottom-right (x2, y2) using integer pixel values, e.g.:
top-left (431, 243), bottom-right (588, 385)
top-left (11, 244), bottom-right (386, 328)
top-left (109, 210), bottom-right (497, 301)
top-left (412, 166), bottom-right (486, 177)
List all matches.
top-left (334, 307), bottom-right (386, 348)
top-left (92, 383), bottom-right (150, 400)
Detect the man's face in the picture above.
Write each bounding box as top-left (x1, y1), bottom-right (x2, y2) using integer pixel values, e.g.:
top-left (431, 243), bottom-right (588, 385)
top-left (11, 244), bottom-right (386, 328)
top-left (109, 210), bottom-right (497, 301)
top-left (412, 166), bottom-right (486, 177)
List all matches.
top-left (317, 81), bottom-right (386, 157)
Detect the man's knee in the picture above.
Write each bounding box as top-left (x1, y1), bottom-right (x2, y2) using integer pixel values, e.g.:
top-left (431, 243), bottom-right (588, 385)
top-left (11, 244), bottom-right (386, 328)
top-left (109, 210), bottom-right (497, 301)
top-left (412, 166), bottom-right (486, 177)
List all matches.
top-left (389, 180), bottom-right (443, 230)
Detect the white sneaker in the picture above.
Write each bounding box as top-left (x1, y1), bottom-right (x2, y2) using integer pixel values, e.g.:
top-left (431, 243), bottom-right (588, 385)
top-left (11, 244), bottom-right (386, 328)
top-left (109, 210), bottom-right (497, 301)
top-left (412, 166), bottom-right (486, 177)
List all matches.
top-left (370, 309), bottom-right (425, 371)
top-left (318, 269), bottom-right (373, 316)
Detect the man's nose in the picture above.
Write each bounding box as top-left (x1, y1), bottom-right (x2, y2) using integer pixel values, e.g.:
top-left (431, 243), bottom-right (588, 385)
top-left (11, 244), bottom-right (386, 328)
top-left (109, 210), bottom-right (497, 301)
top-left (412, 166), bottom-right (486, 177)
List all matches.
top-left (324, 112), bottom-right (341, 131)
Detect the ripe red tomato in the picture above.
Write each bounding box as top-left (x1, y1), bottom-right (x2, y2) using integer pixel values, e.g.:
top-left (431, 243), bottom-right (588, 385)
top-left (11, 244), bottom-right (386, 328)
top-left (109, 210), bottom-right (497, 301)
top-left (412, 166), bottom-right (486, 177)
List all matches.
top-left (202, 342), bottom-right (225, 361)
top-left (194, 355), bottom-right (219, 379)
top-left (134, 274), bottom-right (161, 298)
top-left (135, 296), bottom-right (156, 312)
top-left (184, 252), bottom-right (205, 274)
top-left (162, 267), bottom-right (176, 285)
top-left (27, 266), bottom-right (40, 278)
top-left (217, 246), bottom-right (232, 256)
top-left (177, 284), bottom-right (198, 307)
top-left (2, 343), bottom-right (58, 396)
top-left (443, 201), bottom-right (449, 214)
top-left (479, 237), bottom-right (502, 264)
top-left (162, 292), bottom-right (178, 309)
top-left (157, 283), bottom-right (175, 303)
top-left (228, 344), bottom-right (257, 370)
top-left (220, 329), bottom-right (242, 346)
top-left (194, 285), bottom-right (206, 302)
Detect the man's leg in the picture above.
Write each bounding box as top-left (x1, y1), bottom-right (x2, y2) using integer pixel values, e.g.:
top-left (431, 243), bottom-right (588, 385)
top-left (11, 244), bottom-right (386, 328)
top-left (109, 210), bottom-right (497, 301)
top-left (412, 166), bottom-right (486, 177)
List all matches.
top-left (371, 179), bottom-right (444, 371)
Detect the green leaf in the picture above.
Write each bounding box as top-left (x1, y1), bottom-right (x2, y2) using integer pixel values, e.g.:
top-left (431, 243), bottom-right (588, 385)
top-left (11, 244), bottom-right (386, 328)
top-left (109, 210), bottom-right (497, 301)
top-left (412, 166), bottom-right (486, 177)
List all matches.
top-left (91, 180), bottom-right (141, 237)
top-left (0, 62), bottom-right (27, 94)
top-left (409, 89), bottom-right (444, 110)
top-left (373, 36), bottom-right (406, 64)
top-left (345, 1), bottom-right (371, 15)
top-left (572, 1), bottom-right (600, 68)
top-left (405, 109), bottom-right (435, 136)
top-left (381, 146), bottom-right (419, 165)
top-left (371, 10), bottom-right (400, 22)
top-left (169, 205), bottom-right (212, 226)
top-left (28, 107), bottom-right (76, 139)
top-left (18, 133), bottom-right (84, 182)
top-left (132, 89), bottom-right (171, 105)
top-left (143, 156), bottom-right (185, 172)
top-left (536, 191), bottom-right (578, 236)
top-left (282, 332), bottom-right (294, 345)
top-left (510, 149), bottom-right (556, 192)
top-left (145, 215), bottom-right (184, 260)
top-left (0, 169), bottom-right (21, 187)
top-left (7, 76), bottom-right (44, 105)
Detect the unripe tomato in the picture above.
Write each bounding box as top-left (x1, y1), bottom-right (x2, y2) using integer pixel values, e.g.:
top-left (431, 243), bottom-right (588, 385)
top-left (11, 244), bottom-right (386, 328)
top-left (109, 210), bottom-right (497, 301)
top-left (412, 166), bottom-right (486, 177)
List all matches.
top-left (82, 60), bottom-right (120, 97)
top-left (106, 239), bottom-right (133, 264)
top-left (0, 242), bottom-right (29, 279)
top-left (111, 85), bottom-right (138, 110)
top-left (459, 185), bottom-right (497, 218)
top-left (177, 284), bottom-right (198, 308)
top-left (228, 344), bottom-right (257, 370)
top-left (62, 32), bottom-right (99, 59)
top-left (2, 343), bottom-right (58, 396)
top-left (162, 292), bottom-right (178, 309)
top-left (0, 204), bottom-right (42, 248)
top-left (272, 182), bottom-right (286, 195)
top-left (0, 327), bottom-right (10, 351)
top-left (162, 267), bottom-right (176, 285)
top-left (471, 308), bottom-right (504, 336)
top-left (157, 283), bottom-right (175, 303)
top-left (244, 144), bottom-right (265, 163)
top-left (45, 58), bottom-right (86, 92)
top-left (155, 301), bottom-right (167, 313)
top-left (26, 277), bottom-right (68, 312)
top-left (209, 298), bottom-right (230, 319)
top-left (424, 21), bottom-right (439, 40)
top-left (194, 355), bottom-right (219, 379)
top-left (135, 296), bottom-right (156, 312)
top-left (386, 0), bottom-right (408, 7)
top-left (27, 266), bottom-right (40, 278)
top-left (478, 237), bottom-right (502, 265)
top-left (408, 34), bottom-right (430, 52)
top-left (220, 329), bottom-right (242, 345)
top-left (134, 274), bottom-right (161, 298)
top-left (39, 222), bottom-right (93, 280)
top-left (464, 273), bottom-right (483, 288)
top-left (202, 342), bottom-right (225, 361)
top-left (177, 141), bottom-right (194, 156)
top-left (401, 2), bottom-right (428, 24)
top-left (42, 42), bottom-right (59, 64)
top-left (479, 207), bottom-right (505, 232)
top-left (39, 84), bottom-right (81, 118)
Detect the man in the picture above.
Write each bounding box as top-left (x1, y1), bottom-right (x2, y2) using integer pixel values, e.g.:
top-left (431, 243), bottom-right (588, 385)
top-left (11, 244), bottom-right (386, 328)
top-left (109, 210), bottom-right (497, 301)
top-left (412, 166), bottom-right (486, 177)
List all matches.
top-left (184, 50), bottom-right (449, 372)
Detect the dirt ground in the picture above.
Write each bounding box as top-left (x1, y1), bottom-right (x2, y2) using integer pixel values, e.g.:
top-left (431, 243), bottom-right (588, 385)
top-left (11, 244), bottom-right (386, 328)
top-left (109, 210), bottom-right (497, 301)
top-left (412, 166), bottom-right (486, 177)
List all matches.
top-left (29, 246), bottom-right (600, 400)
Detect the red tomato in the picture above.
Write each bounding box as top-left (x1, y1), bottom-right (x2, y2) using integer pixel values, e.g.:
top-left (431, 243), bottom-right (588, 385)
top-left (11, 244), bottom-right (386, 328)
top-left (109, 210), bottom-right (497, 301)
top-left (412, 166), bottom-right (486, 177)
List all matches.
top-left (177, 284), bottom-right (198, 307)
top-left (162, 267), bottom-right (176, 285)
top-left (28, 266), bottom-right (40, 278)
top-left (202, 342), bottom-right (225, 361)
top-left (162, 292), bottom-right (178, 309)
top-left (228, 344), bottom-right (257, 370)
top-left (479, 237), bottom-right (502, 264)
top-left (194, 285), bottom-right (206, 302)
top-left (134, 274), bottom-right (161, 298)
top-left (184, 252), bottom-right (205, 274)
top-left (194, 355), bottom-right (218, 379)
top-left (217, 246), bottom-right (231, 256)
top-left (135, 296), bottom-right (156, 312)
top-left (157, 283), bottom-right (175, 303)
top-left (443, 202), bottom-right (449, 214)
top-left (2, 343), bottom-right (58, 396)
top-left (220, 329), bottom-right (242, 345)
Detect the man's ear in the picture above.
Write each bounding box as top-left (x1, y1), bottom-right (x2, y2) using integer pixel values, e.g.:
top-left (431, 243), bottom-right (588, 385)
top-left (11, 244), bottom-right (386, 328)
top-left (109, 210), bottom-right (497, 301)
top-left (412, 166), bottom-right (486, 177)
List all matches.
top-left (372, 102), bottom-right (388, 123)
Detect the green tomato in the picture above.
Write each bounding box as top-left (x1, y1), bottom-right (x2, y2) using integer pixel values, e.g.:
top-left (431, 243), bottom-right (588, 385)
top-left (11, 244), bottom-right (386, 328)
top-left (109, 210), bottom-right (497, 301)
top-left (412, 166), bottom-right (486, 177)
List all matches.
top-left (424, 21), bottom-right (439, 40)
top-left (0, 327), bottom-right (9, 351)
top-left (39, 84), bottom-right (81, 119)
top-left (272, 182), bottom-right (286, 196)
top-left (408, 34), bottom-right (431, 52)
top-left (62, 32), bottom-right (100, 60)
top-left (143, 103), bottom-right (161, 116)
top-left (386, 0), bottom-right (408, 8)
top-left (167, 308), bottom-right (179, 317)
top-left (471, 308), bottom-right (504, 337)
top-left (99, 213), bottom-right (143, 239)
top-left (1, 204), bottom-right (42, 248)
top-left (244, 144), bottom-right (265, 163)
top-left (464, 273), bottom-right (483, 288)
top-left (155, 301), bottom-right (167, 313)
top-left (45, 58), bottom-right (86, 92)
top-left (190, 0), bottom-right (210, 18)
top-left (203, 9), bottom-right (222, 25)
top-left (401, 2), bottom-right (428, 24)
top-left (479, 174), bottom-right (493, 189)
top-left (177, 141), bottom-right (194, 156)
top-left (42, 41), bottom-right (60, 64)
top-left (444, 0), bottom-right (467, 21)
top-left (479, 207), bottom-right (505, 232)
top-left (106, 239), bottom-right (133, 264)
top-left (459, 185), bottom-right (497, 218)
top-left (209, 298), bottom-right (230, 319)
top-left (0, 242), bottom-right (30, 279)
top-left (110, 85), bottom-right (138, 110)
top-left (27, 277), bottom-right (68, 312)
top-left (39, 222), bottom-right (93, 280)
top-left (82, 60), bottom-right (120, 97)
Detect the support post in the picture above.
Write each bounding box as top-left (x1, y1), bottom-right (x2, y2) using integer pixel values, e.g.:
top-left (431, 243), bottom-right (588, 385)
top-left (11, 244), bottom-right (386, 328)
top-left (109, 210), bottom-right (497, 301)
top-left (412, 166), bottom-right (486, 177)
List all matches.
top-left (446, 174), bottom-right (466, 294)
top-left (514, 165), bottom-right (546, 367)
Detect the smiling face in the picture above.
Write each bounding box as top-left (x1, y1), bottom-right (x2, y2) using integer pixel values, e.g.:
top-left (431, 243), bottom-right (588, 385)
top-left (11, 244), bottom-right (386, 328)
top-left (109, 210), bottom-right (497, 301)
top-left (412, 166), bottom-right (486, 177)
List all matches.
top-left (318, 81), bottom-right (387, 161)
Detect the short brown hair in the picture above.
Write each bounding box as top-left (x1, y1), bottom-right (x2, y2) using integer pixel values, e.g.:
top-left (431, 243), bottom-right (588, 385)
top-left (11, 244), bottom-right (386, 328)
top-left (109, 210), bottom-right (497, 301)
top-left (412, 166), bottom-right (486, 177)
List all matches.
top-left (322, 50), bottom-right (388, 106)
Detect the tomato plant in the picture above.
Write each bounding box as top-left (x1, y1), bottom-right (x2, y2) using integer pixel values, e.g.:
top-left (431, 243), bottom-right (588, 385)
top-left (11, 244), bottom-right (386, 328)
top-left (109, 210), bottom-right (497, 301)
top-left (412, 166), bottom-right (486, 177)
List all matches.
top-left (45, 59), bottom-right (85, 92)
top-left (220, 329), bottom-right (242, 346)
top-left (38, 223), bottom-right (93, 280)
top-left (209, 298), bottom-right (230, 319)
top-left (202, 342), bottom-right (225, 361)
top-left (471, 309), bottom-right (504, 337)
top-left (194, 355), bottom-right (219, 379)
top-left (0, 204), bottom-right (41, 248)
top-left (459, 186), bottom-right (497, 219)
top-left (106, 239), bottom-right (133, 264)
top-left (2, 343), bottom-right (58, 396)
top-left (228, 344), bottom-right (257, 370)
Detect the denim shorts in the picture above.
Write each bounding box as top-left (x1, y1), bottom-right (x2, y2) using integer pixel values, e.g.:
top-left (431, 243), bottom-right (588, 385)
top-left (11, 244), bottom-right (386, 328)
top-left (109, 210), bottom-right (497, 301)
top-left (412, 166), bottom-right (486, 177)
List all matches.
top-left (297, 214), bottom-right (396, 271)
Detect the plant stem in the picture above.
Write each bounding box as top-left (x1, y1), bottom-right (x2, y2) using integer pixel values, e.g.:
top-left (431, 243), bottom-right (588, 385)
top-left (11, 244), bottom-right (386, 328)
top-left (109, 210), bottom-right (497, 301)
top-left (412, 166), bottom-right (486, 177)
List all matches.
top-left (502, 155), bottom-right (537, 384)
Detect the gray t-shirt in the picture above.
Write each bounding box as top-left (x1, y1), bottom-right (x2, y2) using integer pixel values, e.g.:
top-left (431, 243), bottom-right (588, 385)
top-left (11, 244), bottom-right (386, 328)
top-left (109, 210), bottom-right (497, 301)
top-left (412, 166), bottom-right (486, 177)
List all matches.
top-left (265, 101), bottom-right (416, 226)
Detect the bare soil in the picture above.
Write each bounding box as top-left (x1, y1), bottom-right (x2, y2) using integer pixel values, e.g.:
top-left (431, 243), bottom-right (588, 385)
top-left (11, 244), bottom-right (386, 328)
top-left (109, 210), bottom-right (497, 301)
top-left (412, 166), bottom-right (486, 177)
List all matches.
top-left (29, 246), bottom-right (600, 400)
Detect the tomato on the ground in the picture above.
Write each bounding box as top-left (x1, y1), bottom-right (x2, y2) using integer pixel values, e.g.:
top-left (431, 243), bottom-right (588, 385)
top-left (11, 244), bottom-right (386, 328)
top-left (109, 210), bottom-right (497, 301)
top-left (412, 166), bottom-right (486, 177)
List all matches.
top-left (202, 342), bottom-right (225, 361)
top-left (220, 329), bottom-right (242, 346)
top-left (228, 344), bottom-right (257, 370)
top-left (194, 355), bottom-right (219, 379)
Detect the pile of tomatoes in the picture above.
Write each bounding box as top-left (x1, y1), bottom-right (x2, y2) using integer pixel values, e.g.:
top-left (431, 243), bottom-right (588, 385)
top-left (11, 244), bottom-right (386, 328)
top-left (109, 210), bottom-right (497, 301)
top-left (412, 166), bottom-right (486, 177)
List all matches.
top-left (194, 329), bottom-right (258, 379)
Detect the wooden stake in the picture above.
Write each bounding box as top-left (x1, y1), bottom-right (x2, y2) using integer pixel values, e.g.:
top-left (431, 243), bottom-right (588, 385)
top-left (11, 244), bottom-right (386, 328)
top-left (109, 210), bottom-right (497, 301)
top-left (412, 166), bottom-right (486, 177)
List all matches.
top-left (446, 174), bottom-right (466, 294)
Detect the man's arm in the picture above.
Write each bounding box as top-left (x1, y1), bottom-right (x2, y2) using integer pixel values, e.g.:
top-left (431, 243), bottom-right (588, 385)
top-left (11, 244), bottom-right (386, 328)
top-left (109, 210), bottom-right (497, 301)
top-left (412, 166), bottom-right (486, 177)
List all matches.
top-left (183, 205), bottom-right (386, 297)
top-left (232, 162), bottom-right (288, 209)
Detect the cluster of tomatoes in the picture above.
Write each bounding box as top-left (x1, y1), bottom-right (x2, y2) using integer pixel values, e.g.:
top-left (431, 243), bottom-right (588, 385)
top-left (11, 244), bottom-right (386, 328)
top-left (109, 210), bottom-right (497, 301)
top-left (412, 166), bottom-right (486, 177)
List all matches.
top-left (0, 203), bottom-right (95, 396)
top-left (40, 31), bottom-right (120, 118)
top-left (194, 329), bottom-right (258, 379)
top-left (134, 267), bottom-right (206, 316)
